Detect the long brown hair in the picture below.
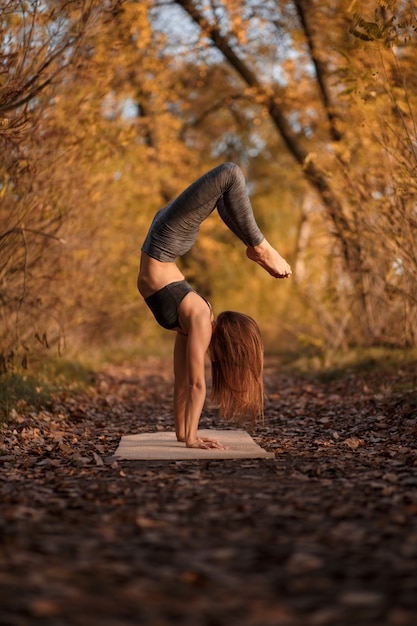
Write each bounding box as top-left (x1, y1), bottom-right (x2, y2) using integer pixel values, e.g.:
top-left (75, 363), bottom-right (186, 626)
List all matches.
top-left (209, 311), bottom-right (264, 428)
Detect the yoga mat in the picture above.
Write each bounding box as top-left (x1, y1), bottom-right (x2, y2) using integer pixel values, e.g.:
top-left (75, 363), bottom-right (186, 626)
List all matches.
top-left (114, 429), bottom-right (275, 460)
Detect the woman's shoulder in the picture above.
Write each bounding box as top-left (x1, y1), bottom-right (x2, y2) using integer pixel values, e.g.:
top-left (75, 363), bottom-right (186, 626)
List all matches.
top-left (177, 291), bottom-right (213, 335)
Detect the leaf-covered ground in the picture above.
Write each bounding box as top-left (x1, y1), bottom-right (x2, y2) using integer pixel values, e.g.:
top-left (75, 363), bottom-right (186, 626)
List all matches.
top-left (1, 356), bottom-right (417, 626)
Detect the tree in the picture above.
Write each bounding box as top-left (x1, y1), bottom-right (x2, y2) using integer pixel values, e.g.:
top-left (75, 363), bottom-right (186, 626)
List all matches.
top-left (2, 0), bottom-right (415, 370)
top-left (0, 0), bottom-right (215, 364)
top-left (0, 1), bottom-right (102, 366)
top-left (161, 0), bottom-right (417, 348)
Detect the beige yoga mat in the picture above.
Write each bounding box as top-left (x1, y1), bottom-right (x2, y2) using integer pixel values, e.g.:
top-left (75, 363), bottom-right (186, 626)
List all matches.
top-left (114, 429), bottom-right (275, 460)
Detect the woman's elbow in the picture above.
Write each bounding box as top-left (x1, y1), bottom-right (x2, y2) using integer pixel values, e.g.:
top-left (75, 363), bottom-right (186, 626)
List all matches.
top-left (188, 380), bottom-right (206, 395)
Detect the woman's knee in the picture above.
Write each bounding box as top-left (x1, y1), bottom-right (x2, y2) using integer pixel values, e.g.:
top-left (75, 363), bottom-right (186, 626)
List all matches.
top-left (220, 162), bottom-right (244, 187)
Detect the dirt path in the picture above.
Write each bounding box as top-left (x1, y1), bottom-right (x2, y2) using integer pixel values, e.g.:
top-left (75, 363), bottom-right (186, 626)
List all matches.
top-left (1, 357), bottom-right (417, 625)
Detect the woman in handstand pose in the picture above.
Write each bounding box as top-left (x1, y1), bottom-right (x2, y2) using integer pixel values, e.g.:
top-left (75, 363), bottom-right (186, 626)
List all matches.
top-left (138, 162), bottom-right (291, 450)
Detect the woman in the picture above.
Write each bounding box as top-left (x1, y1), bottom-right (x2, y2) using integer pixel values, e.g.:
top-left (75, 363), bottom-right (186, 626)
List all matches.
top-left (138, 162), bottom-right (291, 450)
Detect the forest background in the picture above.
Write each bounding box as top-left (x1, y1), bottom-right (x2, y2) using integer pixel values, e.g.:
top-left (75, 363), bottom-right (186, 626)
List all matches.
top-left (1, 0), bottom-right (416, 376)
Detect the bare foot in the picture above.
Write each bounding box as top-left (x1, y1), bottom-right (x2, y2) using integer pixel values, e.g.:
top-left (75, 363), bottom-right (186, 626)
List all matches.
top-left (246, 239), bottom-right (292, 279)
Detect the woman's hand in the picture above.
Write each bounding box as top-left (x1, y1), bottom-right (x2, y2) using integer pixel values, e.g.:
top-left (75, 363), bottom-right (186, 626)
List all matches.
top-left (186, 436), bottom-right (228, 450)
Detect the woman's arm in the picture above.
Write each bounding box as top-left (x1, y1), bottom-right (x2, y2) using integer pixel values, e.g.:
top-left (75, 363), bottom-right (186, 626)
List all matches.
top-left (173, 332), bottom-right (187, 442)
top-left (173, 315), bottom-right (210, 446)
top-left (174, 296), bottom-right (226, 449)
top-left (183, 314), bottom-right (211, 446)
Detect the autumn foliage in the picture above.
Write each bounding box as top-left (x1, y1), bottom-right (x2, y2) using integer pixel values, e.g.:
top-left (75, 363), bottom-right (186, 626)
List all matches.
top-left (1, 0), bottom-right (416, 370)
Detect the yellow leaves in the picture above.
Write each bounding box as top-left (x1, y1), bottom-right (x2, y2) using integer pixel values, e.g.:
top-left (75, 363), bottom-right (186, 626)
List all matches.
top-left (230, 15), bottom-right (247, 45)
top-left (116, 0), bottom-right (153, 50)
top-left (197, 0), bottom-right (249, 45)
top-left (0, 176), bottom-right (9, 200)
top-left (72, 249), bottom-right (89, 262)
top-left (303, 152), bottom-right (319, 177)
top-left (331, 143), bottom-right (352, 166)
top-left (226, 0), bottom-right (249, 45)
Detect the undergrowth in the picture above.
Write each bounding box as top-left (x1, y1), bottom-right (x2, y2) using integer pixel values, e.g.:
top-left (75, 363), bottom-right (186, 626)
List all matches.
top-left (0, 359), bottom-right (94, 425)
top-left (1, 345), bottom-right (416, 427)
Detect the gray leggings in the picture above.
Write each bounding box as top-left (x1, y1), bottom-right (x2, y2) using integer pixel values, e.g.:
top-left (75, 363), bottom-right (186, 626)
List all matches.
top-left (141, 162), bottom-right (264, 262)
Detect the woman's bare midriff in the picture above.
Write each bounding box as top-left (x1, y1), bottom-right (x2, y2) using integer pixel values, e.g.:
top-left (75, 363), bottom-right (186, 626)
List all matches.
top-left (137, 251), bottom-right (185, 299)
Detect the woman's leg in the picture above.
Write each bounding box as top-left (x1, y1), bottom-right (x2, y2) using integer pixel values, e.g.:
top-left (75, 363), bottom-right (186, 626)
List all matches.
top-left (163, 162), bottom-right (291, 278)
top-left (215, 162), bottom-right (264, 247)
top-left (215, 163), bottom-right (292, 279)
top-left (165, 162), bottom-right (264, 246)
